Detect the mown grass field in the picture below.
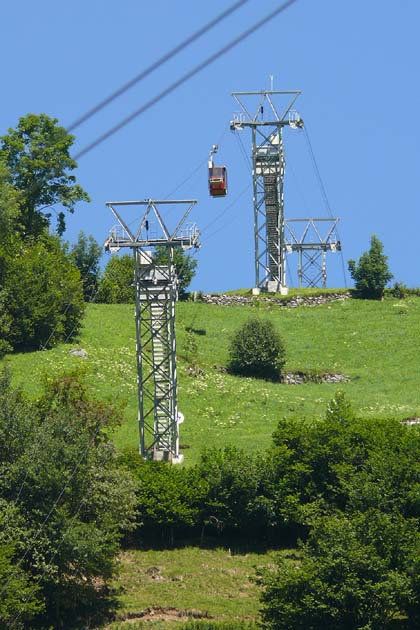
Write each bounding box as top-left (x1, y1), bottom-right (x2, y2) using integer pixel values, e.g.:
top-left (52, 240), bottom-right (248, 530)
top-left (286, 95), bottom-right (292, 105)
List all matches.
top-left (2, 293), bottom-right (420, 628)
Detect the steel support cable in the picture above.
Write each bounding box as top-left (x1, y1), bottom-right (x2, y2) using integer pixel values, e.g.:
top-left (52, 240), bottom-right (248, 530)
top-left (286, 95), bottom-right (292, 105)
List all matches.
top-left (73, 0), bottom-right (300, 161)
top-left (234, 130), bottom-right (253, 173)
top-left (303, 125), bottom-right (334, 218)
top-left (200, 182), bottom-right (251, 238)
top-left (303, 124), bottom-right (348, 287)
top-left (67, 0), bottom-right (250, 132)
top-left (163, 123), bottom-right (230, 201)
top-left (0, 411), bottom-right (112, 602)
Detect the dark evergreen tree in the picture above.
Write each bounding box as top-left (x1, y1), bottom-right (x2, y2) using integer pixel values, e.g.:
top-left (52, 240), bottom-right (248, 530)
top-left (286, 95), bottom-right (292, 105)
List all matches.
top-left (348, 234), bottom-right (393, 299)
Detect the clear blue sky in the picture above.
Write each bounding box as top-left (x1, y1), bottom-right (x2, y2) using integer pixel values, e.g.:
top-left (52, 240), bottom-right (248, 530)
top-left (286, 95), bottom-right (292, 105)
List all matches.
top-left (1, 0), bottom-right (419, 292)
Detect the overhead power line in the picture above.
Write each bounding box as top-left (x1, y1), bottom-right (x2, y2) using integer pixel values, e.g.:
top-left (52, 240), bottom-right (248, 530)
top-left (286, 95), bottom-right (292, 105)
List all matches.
top-left (67, 0), bottom-right (250, 133)
top-left (73, 0), bottom-right (299, 160)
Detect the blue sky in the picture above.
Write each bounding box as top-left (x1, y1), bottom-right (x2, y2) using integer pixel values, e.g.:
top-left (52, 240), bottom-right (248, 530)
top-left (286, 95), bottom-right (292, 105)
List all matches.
top-left (1, 0), bottom-right (419, 292)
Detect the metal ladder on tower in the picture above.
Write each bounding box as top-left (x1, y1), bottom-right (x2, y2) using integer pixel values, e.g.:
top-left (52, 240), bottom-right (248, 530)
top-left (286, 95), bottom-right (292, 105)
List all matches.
top-left (150, 297), bottom-right (172, 452)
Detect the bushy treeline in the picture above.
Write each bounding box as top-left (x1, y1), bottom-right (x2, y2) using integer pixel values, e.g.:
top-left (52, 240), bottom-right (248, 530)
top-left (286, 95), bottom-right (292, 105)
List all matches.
top-left (0, 370), bottom-right (137, 629)
top-left (0, 114), bottom-right (89, 355)
top-left (4, 370), bottom-right (420, 628)
top-left (120, 392), bottom-right (420, 628)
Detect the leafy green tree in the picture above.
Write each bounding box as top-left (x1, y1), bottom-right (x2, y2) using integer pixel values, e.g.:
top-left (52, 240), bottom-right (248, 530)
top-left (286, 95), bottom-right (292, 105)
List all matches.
top-left (153, 245), bottom-right (198, 298)
top-left (0, 113), bottom-right (90, 236)
top-left (348, 234), bottom-right (393, 299)
top-left (69, 231), bottom-right (103, 301)
top-left (0, 235), bottom-right (84, 350)
top-left (228, 317), bottom-right (286, 379)
top-left (97, 254), bottom-right (135, 303)
top-left (0, 369), bottom-right (137, 628)
top-left (0, 501), bottom-right (43, 629)
top-left (259, 511), bottom-right (420, 629)
top-left (197, 447), bottom-right (266, 535)
top-left (0, 159), bottom-right (20, 236)
top-left (120, 453), bottom-right (208, 545)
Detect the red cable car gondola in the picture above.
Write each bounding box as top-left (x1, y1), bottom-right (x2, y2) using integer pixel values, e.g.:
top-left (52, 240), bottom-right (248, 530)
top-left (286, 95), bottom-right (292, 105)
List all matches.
top-left (208, 144), bottom-right (228, 198)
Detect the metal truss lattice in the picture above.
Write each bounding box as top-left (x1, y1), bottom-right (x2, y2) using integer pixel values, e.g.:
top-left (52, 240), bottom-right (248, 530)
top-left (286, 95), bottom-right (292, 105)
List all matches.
top-left (231, 89), bottom-right (303, 293)
top-left (285, 218), bottom-right (341, 288)
top-left (105, 199), bottom-right (199, 463)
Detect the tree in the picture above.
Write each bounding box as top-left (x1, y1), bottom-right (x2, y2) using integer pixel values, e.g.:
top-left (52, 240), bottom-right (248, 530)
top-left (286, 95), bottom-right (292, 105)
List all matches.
top-left (69, 231), bottom-right (103, 301)
top-left (0, 113), bottom-right (90, 236)
top-left (0, 369), bottom-right (137, 628)
top-left (228, 317), bottom-right (286, 379)
top-left (153, 245), bottom-right (198, 298)
top-left (348, 234), bottom-right (393, 299)
top-left (0, 501), bottom-right (43, 629)
top-left (97, 254), bottom-right (135, 303)
top-left (259, 511), bottom-right (420, 629)
top-left (0, 235), bottom-right (85, 351)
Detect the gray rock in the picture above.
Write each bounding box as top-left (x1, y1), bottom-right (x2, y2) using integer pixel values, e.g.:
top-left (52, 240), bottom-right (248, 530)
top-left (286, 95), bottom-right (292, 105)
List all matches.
top-left (69, 348), bottom-right (88, 359)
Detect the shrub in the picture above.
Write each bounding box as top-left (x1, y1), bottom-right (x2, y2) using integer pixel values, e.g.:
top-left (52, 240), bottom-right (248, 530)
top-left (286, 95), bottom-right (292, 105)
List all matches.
top-left (348, 234), bottom-right (393, 299)
top-left (228, 317), bottom-right (286, 379)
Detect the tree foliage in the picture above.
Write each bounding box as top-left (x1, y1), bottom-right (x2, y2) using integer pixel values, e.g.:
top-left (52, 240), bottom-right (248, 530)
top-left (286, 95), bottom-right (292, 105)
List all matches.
top-left (348, 234), bottom-right (393, 299)
top-left (0, 234), bottom-right (85, 351)
top-left (228, 317), bottom-right (286, 379)
top-left (260, 511), bottom-right (420, 629)
top-left (97, 254), bottom-right (135, 303)
top-left (69, 230), bottom-right (103, 301)
top-left (0, 113), bottom-right (90, 236)
top-left (0, 369), bottom-right (137, 628)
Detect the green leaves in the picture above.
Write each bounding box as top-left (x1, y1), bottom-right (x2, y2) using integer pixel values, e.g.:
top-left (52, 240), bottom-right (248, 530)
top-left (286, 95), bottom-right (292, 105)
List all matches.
top-left (0, 113), bottom-right (90, 236)
top-left (228, 317), bottom-right (286, 379)
top-left (0, 234), bottom-right (85, 350)
top-left (348, 234), bottom-right (393, 299)
top-left (0, 371), bottom-right (137, 627)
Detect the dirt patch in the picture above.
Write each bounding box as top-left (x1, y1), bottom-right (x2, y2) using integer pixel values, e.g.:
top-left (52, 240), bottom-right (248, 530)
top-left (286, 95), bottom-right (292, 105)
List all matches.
top-left (116, 606), bottom-right (213, 624)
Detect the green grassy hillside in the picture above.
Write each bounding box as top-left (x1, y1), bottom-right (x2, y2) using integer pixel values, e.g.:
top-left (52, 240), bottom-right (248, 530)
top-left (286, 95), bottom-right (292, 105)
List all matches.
top-left (3, 293), bottom-right (420, 628)
top-left (2, 294), bottom-right (420, 465)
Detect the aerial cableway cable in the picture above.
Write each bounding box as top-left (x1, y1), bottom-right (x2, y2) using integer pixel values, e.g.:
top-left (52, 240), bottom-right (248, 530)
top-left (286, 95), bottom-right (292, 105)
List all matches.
top-left (303, 123), bottom-right (348, 287)
top-left (67, 0), bottom-right (250, 133)
top-left (73, 0), bottom-right (300, 160)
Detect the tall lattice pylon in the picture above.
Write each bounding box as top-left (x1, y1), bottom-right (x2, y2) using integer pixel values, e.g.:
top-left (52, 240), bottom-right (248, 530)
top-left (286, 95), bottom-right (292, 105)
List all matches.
top-left (105, 199), bottom-right (199, 463)
top-left (231, 88), bottom-right (303, 293)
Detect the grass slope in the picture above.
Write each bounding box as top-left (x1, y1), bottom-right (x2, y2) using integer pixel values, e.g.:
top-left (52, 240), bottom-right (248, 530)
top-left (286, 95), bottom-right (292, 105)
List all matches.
top-left (3, 295), bottom-right (420, 465)
top-left (106, 546), bottom-right (281, 628)
top-left (3, 293), bottom-right (420, 628)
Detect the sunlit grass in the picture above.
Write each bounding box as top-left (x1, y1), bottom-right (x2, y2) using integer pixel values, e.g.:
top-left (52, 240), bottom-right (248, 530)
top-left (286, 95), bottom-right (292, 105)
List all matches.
top-left (2, 296), bottom-right (420, 465)
top-left (101, 546), bottom-right (281, 629)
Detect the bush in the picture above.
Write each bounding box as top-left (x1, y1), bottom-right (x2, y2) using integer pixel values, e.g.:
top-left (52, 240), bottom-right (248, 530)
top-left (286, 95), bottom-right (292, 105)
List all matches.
top-left (348, 234), bottom-right (393, 299)
top-left (228, 317), bottom-right (286, 379)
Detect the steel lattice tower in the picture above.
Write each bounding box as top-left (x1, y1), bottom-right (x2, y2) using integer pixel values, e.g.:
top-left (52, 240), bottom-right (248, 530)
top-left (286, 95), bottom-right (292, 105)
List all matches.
top-left (285, 218), bottom-right (342, 288)
top-left (231, 89), bottom-right (303, 293)
top-left (105, 199), bottom-right (199, 463)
